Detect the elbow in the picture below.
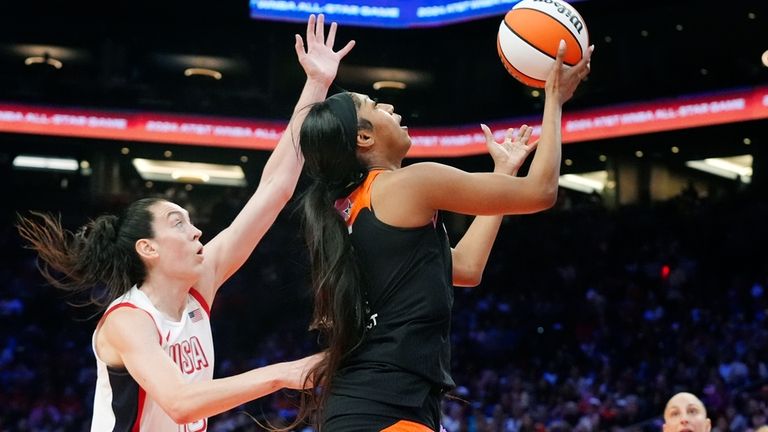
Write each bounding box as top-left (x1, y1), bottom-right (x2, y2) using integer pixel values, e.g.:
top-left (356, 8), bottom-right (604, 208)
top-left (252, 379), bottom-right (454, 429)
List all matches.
top-left (539, 185), bottom-right (559, 210)
top-left (455, 268), bottom-right (483, 288)
top-left (516, 176), bottom-right (558, 213)
top-left (528, 183), bottom-right (558, 212)
top-left (261, 176), bottom-right (296, 205)
top-left (463, 274), bottom-right (482, 288)
top-left (166, 400), bottom-right (200, 425)
top-left (275, 184), bottom-right (295, 205)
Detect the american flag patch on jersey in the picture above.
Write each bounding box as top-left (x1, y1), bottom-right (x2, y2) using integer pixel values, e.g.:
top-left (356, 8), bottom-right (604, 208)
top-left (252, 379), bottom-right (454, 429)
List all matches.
top-left (188, 308), bottom-right (203, 323)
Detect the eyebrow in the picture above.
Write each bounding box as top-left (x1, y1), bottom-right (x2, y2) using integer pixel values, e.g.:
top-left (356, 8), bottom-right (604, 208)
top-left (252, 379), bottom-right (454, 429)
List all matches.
top-left (165, 210), bottom-right (188, 220)
top-left (666, 403), bottom-right (702, 413)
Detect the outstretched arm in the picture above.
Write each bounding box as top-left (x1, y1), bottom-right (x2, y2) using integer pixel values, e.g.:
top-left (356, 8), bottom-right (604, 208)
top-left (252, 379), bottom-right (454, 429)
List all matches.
top-left (449, 41), bottom-right (594, 285)
top-left (452, 125), bottom-right (536, 287)
top-left (102, 309), bottom-right (322, 424)
top-left (382, 40), bottom-right (593, 225)
top-left (199, 15), bottom-right (355, 303)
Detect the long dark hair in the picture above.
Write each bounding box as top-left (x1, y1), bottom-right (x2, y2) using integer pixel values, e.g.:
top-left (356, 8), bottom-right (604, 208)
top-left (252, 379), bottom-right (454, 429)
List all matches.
top-left (16, 197), bottom-right (162, 309)
top-left (289, 92), bottom-right (372, 428)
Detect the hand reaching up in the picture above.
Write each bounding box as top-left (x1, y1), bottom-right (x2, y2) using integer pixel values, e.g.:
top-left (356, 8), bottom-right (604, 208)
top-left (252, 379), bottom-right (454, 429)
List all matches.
top-left (480, 124), bottom-right (538, 176)
top-left (295, 14), bottom-right (355, 87)
top-left (545, 39), bottom-right (594, 105)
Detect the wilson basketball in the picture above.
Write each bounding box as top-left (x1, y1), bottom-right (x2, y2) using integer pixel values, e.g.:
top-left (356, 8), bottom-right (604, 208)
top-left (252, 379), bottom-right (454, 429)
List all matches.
top-left (497, 0), bottom-right (589, 88)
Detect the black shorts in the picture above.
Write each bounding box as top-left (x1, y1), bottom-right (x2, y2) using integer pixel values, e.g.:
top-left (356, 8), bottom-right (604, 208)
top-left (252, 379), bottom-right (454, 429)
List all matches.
top-left (323, 390), bottom-right (442, 432)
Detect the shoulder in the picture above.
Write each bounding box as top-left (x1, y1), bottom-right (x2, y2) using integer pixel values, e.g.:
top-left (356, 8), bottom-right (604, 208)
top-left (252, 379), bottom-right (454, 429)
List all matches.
top-left (100, 305), bottom-right (162, 348)
top-left (95, 304), bottom-right (162, 367)
top-left (385, 162), bottom-right (467, 188)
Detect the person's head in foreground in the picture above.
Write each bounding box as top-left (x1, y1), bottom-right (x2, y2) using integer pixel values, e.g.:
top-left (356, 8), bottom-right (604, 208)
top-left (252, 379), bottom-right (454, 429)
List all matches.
top-left (663, 392), bottom-right (711, 432)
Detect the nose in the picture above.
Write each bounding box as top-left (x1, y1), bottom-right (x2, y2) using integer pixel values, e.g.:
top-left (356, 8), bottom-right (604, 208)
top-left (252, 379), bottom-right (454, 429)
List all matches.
top-left (192, 225), bottom-right (202, 240)
top-left (379, 103), bottom-right (394, 114)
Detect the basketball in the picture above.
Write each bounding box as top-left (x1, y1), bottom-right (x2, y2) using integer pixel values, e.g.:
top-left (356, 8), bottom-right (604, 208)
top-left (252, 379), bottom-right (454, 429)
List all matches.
top-left (497, 0), bottom-right (589, 88)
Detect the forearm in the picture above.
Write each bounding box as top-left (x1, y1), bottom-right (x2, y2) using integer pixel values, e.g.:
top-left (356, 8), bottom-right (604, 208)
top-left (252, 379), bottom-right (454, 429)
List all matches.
top-left (452, 215), bottom-right (503, 287)
top-left (169, 362), bottom-right (288, 423)
top-left (526, 98), bottom-right (562, 195)
top-left (259, 77), bottom-right (331, 187)
top-left (205, 78), bottom-right (333, 284)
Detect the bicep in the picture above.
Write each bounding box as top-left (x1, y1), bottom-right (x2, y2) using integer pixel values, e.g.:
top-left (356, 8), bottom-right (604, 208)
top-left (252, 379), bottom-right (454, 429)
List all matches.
top-left (402, 162), bottom-right (554, 216)
top-left (103, 309), bottom-right (186, 411)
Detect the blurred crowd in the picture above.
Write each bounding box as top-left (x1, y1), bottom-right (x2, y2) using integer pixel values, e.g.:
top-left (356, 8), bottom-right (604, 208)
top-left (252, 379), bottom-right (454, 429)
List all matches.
top-left (2, 182), bottom-right (767, 431)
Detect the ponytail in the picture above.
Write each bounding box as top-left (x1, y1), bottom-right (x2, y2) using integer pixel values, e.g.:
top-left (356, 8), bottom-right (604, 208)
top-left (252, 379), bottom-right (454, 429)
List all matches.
top-left (16, 197), bottom-right (162, 309)
top-left (284, 93), bottom-right (369, 429)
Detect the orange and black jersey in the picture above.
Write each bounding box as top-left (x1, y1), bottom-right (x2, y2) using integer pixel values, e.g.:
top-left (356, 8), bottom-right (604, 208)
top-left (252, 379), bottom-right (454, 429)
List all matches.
top-left (331, 169), bottom-right (455, 409)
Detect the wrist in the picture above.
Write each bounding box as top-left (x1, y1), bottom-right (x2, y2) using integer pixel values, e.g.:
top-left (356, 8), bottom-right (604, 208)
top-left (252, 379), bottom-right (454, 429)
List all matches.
top-left (306, 75), bottom-right (334, 90)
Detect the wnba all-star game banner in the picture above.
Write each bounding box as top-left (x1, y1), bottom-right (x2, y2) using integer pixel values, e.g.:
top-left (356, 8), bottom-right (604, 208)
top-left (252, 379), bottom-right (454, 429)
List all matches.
top-left (249, 0), bottom-right (578, 28)
top-left (0, 85), bottom-right (766, 158)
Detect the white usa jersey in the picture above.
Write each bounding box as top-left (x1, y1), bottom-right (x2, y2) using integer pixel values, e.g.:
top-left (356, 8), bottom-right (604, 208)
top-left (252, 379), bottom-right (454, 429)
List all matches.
top-left (90, 286), bottom-right (214, 432)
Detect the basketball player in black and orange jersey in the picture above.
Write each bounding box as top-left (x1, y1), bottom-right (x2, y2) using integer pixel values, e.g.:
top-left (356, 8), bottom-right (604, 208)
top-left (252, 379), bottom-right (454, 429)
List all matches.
top-left (291, 39), bottom-right (594, 431)
top-left (15, 15), bottom-right (353, 431)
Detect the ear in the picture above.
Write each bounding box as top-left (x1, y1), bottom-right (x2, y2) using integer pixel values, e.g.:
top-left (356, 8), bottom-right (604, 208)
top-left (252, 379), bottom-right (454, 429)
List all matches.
top-left (135, 238), bottom-right (158, 260)
top-left (357, 129), bottom-right (375, 149)
top-left (705, 418), bottom-right (711, 432)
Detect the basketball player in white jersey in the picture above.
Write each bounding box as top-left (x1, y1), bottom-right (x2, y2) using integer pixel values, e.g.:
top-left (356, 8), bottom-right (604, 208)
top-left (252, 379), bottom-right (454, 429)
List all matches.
top-left (16, 14), bottom-right (354, 431)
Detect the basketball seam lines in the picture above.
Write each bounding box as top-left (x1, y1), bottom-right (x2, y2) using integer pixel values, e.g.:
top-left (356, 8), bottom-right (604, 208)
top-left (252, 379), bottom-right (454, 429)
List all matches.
top-left (504, 7), bottom-right (583, 65)
top-left (497, 37), bottom-right (542, 85)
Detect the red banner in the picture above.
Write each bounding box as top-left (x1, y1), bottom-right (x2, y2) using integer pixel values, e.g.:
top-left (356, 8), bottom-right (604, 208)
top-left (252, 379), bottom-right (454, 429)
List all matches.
top-left (1, 85), bottom-right (766, 158)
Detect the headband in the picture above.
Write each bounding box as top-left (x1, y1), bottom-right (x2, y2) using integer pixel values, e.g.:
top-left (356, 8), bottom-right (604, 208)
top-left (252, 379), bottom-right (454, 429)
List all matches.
top-left (325, 92), bottom-right (357, 149)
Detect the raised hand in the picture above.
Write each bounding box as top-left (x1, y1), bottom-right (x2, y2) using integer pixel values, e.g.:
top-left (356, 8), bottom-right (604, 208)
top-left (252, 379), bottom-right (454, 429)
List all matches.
top-left (294, 14), bottom-right (356, 87)
top-left (545, 39), bottom-right (594, 105)
top-left (480, 124), bottom-right (538, 176)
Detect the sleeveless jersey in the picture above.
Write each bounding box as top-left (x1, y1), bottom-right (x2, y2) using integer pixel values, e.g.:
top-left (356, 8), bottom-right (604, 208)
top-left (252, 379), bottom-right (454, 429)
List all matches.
top-left (330, 169), bottom-right (455, 409)
top-left (90, 286), bottom-right (214, 432)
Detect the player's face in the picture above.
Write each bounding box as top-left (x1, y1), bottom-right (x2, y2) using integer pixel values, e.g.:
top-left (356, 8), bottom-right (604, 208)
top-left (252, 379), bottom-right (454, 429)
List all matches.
top-left (663, 394), bottom-right (711, 432)
top-left (351, 92), bottom-right (411, 157)
top-left (147, 201), bottom-right (205, 281)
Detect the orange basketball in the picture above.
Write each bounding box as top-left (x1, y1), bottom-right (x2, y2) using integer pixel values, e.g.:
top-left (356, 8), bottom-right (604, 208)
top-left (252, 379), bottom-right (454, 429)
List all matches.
top-left (497, 0), bottom-right (589, 88)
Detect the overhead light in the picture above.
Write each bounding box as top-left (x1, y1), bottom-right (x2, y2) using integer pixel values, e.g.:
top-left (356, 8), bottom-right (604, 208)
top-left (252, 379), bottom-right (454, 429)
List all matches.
top-left (762, 50), bottom-right (768, 68)
top-left (171, 171), bottom-right (210, 183)
top-left (373, 80), bottom-right (407, 90)
top-left (685, 155), bottom-right (752, 183)
top-left (184, 67), bottom-right (222, 80)
top-left (24, 54), bottom-right (63, 69)
top-left (132, 158), bottom-right (246, 187)
top-left (340, 65), bottom-right (431, 88)
top-left (559, 171), bottom-right (607, 194)
top-left (13, 155), bottom-right (78, 171)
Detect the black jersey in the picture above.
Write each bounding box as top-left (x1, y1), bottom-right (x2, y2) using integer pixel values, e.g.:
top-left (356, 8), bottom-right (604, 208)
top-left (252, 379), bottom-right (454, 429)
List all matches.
top-left (331, 169), bottom-right (455, 409)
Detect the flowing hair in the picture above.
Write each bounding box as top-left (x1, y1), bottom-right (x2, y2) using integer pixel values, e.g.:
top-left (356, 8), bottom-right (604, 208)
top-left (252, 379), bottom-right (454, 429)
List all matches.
top-left (280, 93), bottom-right (373, 430)
top-left (16, 197), bottom-right (162, 309)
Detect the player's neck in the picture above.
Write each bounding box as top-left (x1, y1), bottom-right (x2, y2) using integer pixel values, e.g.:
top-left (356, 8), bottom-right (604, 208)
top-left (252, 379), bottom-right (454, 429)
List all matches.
top-left (140, 276), bottom-right (192, 321)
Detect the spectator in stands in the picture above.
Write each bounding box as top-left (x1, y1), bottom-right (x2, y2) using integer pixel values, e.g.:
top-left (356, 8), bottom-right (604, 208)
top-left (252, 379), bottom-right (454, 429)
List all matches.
top-left (663, 392), bottom-right (711, 432)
